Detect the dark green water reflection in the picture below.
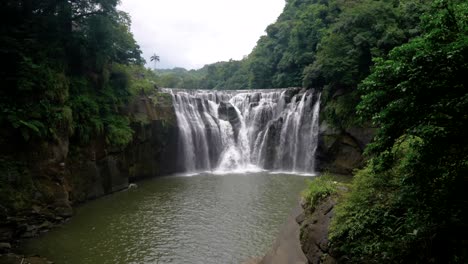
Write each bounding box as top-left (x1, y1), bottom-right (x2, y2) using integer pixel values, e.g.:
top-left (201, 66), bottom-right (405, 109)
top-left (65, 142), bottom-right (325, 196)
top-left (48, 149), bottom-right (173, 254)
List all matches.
top-left (21, 173), bottom-right (309, 264)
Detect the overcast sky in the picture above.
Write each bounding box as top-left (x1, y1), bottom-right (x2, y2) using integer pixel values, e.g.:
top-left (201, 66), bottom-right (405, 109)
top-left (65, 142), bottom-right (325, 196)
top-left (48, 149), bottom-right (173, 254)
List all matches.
top-left (119, 0), bottom-right (285, 70)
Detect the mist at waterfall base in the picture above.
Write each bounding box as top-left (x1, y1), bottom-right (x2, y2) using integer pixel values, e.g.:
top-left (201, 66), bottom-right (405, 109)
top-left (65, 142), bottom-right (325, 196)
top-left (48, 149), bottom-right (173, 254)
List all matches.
top-left (165, 88), bottom-right (321, 176)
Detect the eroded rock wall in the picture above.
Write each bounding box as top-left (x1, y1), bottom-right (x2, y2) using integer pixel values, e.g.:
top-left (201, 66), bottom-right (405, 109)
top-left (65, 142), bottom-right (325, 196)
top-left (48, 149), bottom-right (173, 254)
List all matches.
top-left (0, 91), bottom-right (178, 246)
top-left (298, 196), bottom-right (337, 264)
top-left (66, 92), bottom-right (179, 203)
top-left (315, 120), bottom-right (375, 174)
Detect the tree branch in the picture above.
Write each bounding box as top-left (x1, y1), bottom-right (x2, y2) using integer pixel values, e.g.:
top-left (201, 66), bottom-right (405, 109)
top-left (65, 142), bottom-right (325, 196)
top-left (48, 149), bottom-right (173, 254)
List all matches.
top-left (72, 10), bottom-right (106, 21)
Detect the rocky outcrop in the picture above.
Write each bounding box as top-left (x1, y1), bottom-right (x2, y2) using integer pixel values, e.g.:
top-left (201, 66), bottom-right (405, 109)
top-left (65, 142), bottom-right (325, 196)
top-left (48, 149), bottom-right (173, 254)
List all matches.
top-left (218, 101), bottom-right (242, 141)
top-left (262, 118), bottom-right (284, 170)
top-left (315, 121), bottom-right (375, 174)
top-left (125, 92), bottom-right (179, 180)
top-left (298, 196), bottom-right (337, 264)
top-left (66, 92), bottom-right (178, 203)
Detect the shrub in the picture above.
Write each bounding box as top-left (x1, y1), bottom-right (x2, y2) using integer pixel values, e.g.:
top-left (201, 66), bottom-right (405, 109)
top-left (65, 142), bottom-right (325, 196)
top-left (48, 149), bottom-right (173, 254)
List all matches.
top-left (303, 174), bottom-right (338, 210)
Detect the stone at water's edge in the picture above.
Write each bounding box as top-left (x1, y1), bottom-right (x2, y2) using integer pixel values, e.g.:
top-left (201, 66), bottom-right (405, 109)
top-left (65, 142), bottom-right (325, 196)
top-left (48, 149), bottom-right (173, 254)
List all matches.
top-left (0, 253), bottom-right (53, 264)
top-left (299, 195), bottom-right (338, 264)
top-left (315, 120), bottom-right (376, 175)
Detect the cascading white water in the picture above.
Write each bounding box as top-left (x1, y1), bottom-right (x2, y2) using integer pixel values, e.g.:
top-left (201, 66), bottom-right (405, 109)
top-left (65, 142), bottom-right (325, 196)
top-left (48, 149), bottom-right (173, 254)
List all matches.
top-left (163, 88), bottom-right (321, 174)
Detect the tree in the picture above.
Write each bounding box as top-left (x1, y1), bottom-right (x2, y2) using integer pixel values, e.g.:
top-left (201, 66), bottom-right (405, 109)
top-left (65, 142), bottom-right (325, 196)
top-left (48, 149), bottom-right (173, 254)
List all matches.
top-left (330, 1), bottom-right (468, 262)
top-left (150, 54), bottom-right (160, 70)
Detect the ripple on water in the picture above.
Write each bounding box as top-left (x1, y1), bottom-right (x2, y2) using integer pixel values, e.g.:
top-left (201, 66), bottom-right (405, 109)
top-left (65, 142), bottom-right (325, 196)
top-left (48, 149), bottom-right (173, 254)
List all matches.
top-left (20, 173), bottom-right (309, 264)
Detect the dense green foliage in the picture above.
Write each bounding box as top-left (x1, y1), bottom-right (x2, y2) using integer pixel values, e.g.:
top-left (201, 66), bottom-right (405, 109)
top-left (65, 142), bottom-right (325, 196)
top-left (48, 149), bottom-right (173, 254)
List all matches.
top-left (1, 0), bottom-right (466, 262)
top-left (157, 0), bottom-right (427, 129)
top-left (330, 1), bottom-right (468, 262)
top-left (0, 0), bottom-right (150, 213)
top-left (153, 61), bottom-right (249, 90)
top-left (302, 174), bottom-right (338, 210)
top-left (0, 0), bottom-right (143, 148)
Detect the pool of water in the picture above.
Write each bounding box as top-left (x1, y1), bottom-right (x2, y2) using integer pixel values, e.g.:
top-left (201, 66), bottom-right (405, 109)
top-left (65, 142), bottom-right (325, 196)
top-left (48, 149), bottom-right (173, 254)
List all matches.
top-left (20, 173), bottom-right (310, 264)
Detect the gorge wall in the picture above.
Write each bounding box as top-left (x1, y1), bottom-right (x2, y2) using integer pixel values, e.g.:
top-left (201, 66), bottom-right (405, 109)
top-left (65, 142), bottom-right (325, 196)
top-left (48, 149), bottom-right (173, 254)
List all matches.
top-left (66, 92), bottom-right (179, 203)
top-left (314, 89), bottom-right (375, 175)
top-left (0, 91), bottom-right (179, 245)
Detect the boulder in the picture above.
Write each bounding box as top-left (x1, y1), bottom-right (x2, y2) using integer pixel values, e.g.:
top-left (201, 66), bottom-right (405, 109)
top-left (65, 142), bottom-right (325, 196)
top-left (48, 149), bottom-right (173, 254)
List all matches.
top-left (261, 118), bottom-right (283, 170)
top-left (54, 204), bottom-right (73, 218)
top-left (282, 88), bottom-right (302, 104)
top-left (218, 101), bottom-right (242, 141)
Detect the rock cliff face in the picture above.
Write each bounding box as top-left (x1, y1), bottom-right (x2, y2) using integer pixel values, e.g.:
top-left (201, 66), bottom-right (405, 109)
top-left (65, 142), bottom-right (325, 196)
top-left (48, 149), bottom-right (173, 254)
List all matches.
top-left (298, 196), bottom-right (337, 264)
top-left (313, 87), bottom-right (376, 175)
top-left (0, 91), bottom-right (178, 245)
top-left (67, 92), bottom-right (179, 203)
top-left (315, 121), bottom-right (375, 174)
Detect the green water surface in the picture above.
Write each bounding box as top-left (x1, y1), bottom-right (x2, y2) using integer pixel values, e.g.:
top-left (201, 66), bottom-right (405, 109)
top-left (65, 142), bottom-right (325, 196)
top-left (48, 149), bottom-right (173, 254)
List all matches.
top-left (21, 173), bottom-right (309, 264)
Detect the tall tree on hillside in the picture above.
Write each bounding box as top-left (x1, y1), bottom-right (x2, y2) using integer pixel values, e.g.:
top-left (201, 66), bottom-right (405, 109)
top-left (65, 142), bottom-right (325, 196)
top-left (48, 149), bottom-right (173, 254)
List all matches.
top-left (150, 54), bottom-right (160, 70)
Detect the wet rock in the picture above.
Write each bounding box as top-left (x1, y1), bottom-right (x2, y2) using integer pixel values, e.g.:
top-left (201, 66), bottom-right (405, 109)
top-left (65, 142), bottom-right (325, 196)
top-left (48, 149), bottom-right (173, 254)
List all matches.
top-left (0, 242), bottom-right (11, 252)
top-left (40, 210), bottom-right (57, 222)
top-left (218, 101), bottom-right (238, 121)
top-left (299, 196), bottom-right (337, 264)
top-left (0, 254), bottom-right (54, 264)
top-left (31, 206), bottom-right (42, 214)
top-left (282, 87), bottom-right (302, 104)
top-left (218, 101), bottom-right (242, 141)
top-left (250, 93), bottom-right (261, 103)
top-left (20, 224), bottom-right (38, 239)
top-left (98, 155), bottom-right (129, 193)
top-left (315, 121), bottom-right (374, 174)
top-left (296, 212), bottom-right (306, 224)
top-left (346, 127), bottom-right (376, 150)
top-left (54, 205), bottom-right (73, 218)
top-left (261, 118), bottom-right (283, 170)
top-left (0, 226), bottom-right (14, 242)
top-left (38, 221), bottom-right (51, 230)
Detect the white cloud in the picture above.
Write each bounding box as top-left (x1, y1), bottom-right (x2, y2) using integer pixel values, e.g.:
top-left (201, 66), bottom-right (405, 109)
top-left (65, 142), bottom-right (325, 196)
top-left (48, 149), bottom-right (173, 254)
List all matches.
top-left (119, 0), bottom-right (285, 69)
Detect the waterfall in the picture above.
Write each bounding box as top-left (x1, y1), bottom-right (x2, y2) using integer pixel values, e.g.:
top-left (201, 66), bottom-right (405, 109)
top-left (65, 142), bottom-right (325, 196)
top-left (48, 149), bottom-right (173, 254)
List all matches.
top-left (163, 88), bottom-right (321, 174)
